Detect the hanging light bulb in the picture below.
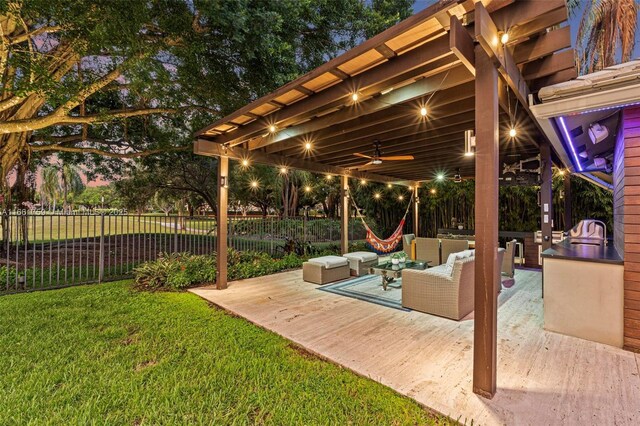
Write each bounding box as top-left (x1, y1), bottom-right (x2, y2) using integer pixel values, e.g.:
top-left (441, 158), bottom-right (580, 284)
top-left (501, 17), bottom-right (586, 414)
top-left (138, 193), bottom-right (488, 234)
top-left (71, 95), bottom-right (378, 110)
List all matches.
top-left (420, 106), bottom-right (428, 117)
top-left (387, 183), bottom-right (392, 189)
top-left (509, 127), bottom-right (517, 138)
top-left (268, 124), bottom-right (277, 133)
top-left (501, 32), bottom-right (509, 45)
top-left (326, 174), bottom-right (333, 180)
top-left (360, 179), bottom-right (367, 186)
top-left (304, 141), bottom-right (312, 150)
top-left (241, 159), bottom-right (250, 167)
top-left (351, 93), bottom-right (359, 102)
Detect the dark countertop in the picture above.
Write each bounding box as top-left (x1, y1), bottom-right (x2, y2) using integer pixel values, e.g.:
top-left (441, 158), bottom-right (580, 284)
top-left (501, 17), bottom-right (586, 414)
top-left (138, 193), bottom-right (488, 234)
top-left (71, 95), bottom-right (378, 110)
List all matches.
top-left (541, 239), bottom-right (623, 265)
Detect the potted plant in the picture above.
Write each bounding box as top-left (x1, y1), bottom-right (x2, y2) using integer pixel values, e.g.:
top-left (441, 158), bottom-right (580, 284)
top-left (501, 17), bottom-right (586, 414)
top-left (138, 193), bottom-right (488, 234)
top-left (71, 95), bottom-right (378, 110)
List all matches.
top-left (391, 252), bottom-right (406, 265)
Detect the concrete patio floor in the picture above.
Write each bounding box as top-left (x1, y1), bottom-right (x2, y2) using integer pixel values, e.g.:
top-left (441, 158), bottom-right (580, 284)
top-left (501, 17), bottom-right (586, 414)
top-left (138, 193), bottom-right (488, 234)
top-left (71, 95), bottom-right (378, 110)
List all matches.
top-left (190, 269), bottom-right (640, 425)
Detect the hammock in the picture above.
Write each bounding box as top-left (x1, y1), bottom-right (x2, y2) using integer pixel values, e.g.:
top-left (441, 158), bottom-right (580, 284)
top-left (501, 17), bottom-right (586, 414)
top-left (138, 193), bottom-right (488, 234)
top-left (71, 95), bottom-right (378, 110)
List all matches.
top-left (348, 189), bottom-right (413, 254)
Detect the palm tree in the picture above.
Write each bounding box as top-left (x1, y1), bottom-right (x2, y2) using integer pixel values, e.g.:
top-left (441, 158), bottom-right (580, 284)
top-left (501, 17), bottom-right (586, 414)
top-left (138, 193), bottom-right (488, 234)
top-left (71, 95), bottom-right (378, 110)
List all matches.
top-left (60, 165), bottom-right (84, 212)
top-left (575, 0), bottom-right (639, 74)
top-left (40, 166), bottom-right (60, 211)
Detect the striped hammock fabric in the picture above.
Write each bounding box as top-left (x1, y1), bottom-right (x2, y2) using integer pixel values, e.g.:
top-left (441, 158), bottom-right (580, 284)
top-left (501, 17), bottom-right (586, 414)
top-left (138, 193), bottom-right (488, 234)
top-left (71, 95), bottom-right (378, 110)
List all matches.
top-left (364, 219), bottom-right (405, 254)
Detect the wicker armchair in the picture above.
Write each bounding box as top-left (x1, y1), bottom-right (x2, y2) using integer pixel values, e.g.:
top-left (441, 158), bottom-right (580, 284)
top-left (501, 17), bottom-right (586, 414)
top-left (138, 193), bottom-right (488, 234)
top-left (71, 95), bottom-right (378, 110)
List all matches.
top-left (440, 239), bottom-right (469, 265)
top-left (401, 249), bottom-right (504, 320)
top-left (415, 237), bottom-right (440, 266)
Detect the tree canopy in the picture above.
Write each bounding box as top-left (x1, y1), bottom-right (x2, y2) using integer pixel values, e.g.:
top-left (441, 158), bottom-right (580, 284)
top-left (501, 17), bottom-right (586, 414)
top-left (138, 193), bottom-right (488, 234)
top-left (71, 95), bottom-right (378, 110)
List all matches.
top-left (0, 0), bottom-right (412, 207)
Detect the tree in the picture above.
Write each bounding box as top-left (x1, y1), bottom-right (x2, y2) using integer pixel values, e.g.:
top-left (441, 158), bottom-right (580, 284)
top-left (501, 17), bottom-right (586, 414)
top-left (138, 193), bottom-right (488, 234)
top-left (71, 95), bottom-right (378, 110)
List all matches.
top-left (0, 0), bottom-right (414, 206)
top-left (60, 164), bottom-right (84, 211)
top-left (40, 166), bottom-right (60, 210)
top-left (574, 0), bottom-right (639, 73)
top-left (73, 185), bottom-right (117, 208)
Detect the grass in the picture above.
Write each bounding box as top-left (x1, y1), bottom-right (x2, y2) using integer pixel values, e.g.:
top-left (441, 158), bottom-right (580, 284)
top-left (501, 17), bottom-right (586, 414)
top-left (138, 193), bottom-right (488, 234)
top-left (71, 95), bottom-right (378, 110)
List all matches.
top-left (0, 281), bottom-right (450, 425)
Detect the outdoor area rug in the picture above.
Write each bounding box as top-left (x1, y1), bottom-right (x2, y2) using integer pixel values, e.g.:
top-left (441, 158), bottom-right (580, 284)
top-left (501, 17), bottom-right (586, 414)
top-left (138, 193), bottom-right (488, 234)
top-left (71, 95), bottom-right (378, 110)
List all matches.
top-left (318, 275), bottom-right (410, 311)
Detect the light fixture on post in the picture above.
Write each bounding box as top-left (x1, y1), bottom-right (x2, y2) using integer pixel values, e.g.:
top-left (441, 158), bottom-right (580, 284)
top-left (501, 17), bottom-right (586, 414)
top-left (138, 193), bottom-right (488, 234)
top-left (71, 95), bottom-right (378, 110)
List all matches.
top-left (454, 168), bottom-right (462, 183)
top-left (464, 130), bottom-right (476, 157)
top-left (220, 176), bottom-right (228, 189)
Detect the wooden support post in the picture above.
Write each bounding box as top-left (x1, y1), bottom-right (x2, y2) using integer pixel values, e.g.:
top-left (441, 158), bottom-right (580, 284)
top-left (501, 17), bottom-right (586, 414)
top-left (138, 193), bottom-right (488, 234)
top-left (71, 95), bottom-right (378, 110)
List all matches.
top-left (216, 156), bottom-right (229, 290)
top-left (413, 184), bottom-right (420, 236)
top-left (473, 45), bottom-right (499, 400)
top-left (340, 175), bottom-right (349, 255)
top-left (563, 172), bottom-right (572, 232)
top-left (540, 141), bottom-right (553, 251)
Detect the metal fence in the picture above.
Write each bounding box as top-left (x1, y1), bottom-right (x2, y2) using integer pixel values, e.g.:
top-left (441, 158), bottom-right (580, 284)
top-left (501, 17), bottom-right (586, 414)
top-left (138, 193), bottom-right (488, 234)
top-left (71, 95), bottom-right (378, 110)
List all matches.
top-left (0, 213), bottom-right (366, 294)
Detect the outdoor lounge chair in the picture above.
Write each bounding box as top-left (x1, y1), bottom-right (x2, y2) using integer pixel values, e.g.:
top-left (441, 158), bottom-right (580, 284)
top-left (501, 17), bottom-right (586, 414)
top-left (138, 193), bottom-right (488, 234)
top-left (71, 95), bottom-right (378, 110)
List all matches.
top-left (401, 249), bottom-right (504, 320)
top-left (415, 237), bottom-right (440, 266)
top-left (440, 239), bottom-right (469, 265)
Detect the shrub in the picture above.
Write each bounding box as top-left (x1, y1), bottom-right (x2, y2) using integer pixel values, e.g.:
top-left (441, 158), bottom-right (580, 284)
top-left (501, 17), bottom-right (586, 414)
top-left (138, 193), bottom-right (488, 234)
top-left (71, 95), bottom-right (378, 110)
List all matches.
top-left (133, 252), bottom-right (216, 291)
top-left (133, 249), bottom-right (308, 291)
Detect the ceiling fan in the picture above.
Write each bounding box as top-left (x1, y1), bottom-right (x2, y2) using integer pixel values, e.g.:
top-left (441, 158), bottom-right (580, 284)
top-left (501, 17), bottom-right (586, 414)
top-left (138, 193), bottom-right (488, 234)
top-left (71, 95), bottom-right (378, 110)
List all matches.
top-left (352, 140), bottom-right (414, 167)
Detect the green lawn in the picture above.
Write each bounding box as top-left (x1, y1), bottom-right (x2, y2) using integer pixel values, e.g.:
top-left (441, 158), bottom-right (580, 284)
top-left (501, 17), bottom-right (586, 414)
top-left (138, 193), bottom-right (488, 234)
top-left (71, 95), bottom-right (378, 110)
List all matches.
top-left (0, 281), bottom-right (449, 425)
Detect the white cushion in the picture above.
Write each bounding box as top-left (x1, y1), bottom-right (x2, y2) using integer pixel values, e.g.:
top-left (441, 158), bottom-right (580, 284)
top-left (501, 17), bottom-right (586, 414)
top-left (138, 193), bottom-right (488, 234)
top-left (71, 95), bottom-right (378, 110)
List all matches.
top-left (308, 255), bottom-right (348, 269)
top-left (343, 251), bottom-right (378, 262)
top-left (444, 253), bottom-right (458, 275)
top-left (444, 250), bottom-right (475, 275)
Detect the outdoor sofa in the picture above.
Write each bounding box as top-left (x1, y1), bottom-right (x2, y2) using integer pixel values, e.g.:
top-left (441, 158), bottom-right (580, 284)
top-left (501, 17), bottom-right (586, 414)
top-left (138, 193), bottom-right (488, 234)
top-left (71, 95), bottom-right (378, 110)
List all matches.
top-left (401, 248), bottom-right (505, 320)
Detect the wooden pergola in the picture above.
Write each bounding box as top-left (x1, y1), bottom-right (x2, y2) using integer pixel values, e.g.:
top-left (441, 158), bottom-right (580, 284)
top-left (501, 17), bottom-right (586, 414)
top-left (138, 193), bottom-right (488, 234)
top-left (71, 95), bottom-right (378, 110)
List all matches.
top-left (195, 0), bottom-right (576, 398)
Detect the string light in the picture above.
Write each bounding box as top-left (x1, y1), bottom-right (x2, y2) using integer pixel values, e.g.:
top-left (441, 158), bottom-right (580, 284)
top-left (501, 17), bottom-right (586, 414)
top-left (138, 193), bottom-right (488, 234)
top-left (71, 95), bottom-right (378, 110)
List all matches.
top-left (241, 159), bottom-right (250, 167)
top-left (268, 124), bottom-right (277, 133)
top-left (398, 195), bottom-right (404, 201)
top-left (326, 174), bottom-right (333, 180)
top-left (558, 169), bottom-right (566, 176)
top-left (360, 179), bottom-right (367, 185)
top-left (420, 106), bottom-right (428, 117)
top-left (304, 186), bottom-right (311, 193)
top-left (509, 127), bottom-right (517, 138)
top-left (374, 193), bottom-right (381, 200)
top-left (279, 166), bottom-right (288, 174)
top-left (436, 173), bottom-right (445, 181)
top-left (351, 93), bottom-right (359, 102)
top-left (430, 188), bottom-right (437, 195)
top-left (304, 141), bottom-right (312, 150)
top-left (250, 180), bottom-right (259, 188)
top-left (387, 183), bottom-right (392, 188)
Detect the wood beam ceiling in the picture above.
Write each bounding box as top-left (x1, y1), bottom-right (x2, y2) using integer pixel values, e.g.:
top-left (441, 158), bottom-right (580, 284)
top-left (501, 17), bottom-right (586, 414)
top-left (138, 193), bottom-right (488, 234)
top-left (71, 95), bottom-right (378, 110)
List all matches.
top-left (194, 139), bottom-right (411, 185)
top-left (268, 81), bottom-right (475, 155)
top-left (249, 64), bottom-right (473, 150)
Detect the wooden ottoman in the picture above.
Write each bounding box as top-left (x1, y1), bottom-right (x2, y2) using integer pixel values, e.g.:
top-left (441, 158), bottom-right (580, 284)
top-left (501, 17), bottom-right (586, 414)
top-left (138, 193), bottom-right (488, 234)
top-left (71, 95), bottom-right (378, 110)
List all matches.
top-left (303, 255), bottom-right (350, 284)
top-left (342, 251), bottom-right (379, 276)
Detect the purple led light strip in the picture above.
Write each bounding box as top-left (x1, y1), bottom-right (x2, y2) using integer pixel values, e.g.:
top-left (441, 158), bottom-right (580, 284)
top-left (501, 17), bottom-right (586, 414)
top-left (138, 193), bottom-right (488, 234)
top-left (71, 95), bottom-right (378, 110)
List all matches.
top-left (558, 116), bottom-right (583, 172)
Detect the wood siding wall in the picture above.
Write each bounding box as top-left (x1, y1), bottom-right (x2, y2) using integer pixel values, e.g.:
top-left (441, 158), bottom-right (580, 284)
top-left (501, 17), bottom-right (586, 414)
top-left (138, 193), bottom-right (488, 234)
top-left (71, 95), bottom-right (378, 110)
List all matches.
top-left (614, 122), bottom-right (625, 256)
top-left (622, 106), bottom-right (640, 352)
